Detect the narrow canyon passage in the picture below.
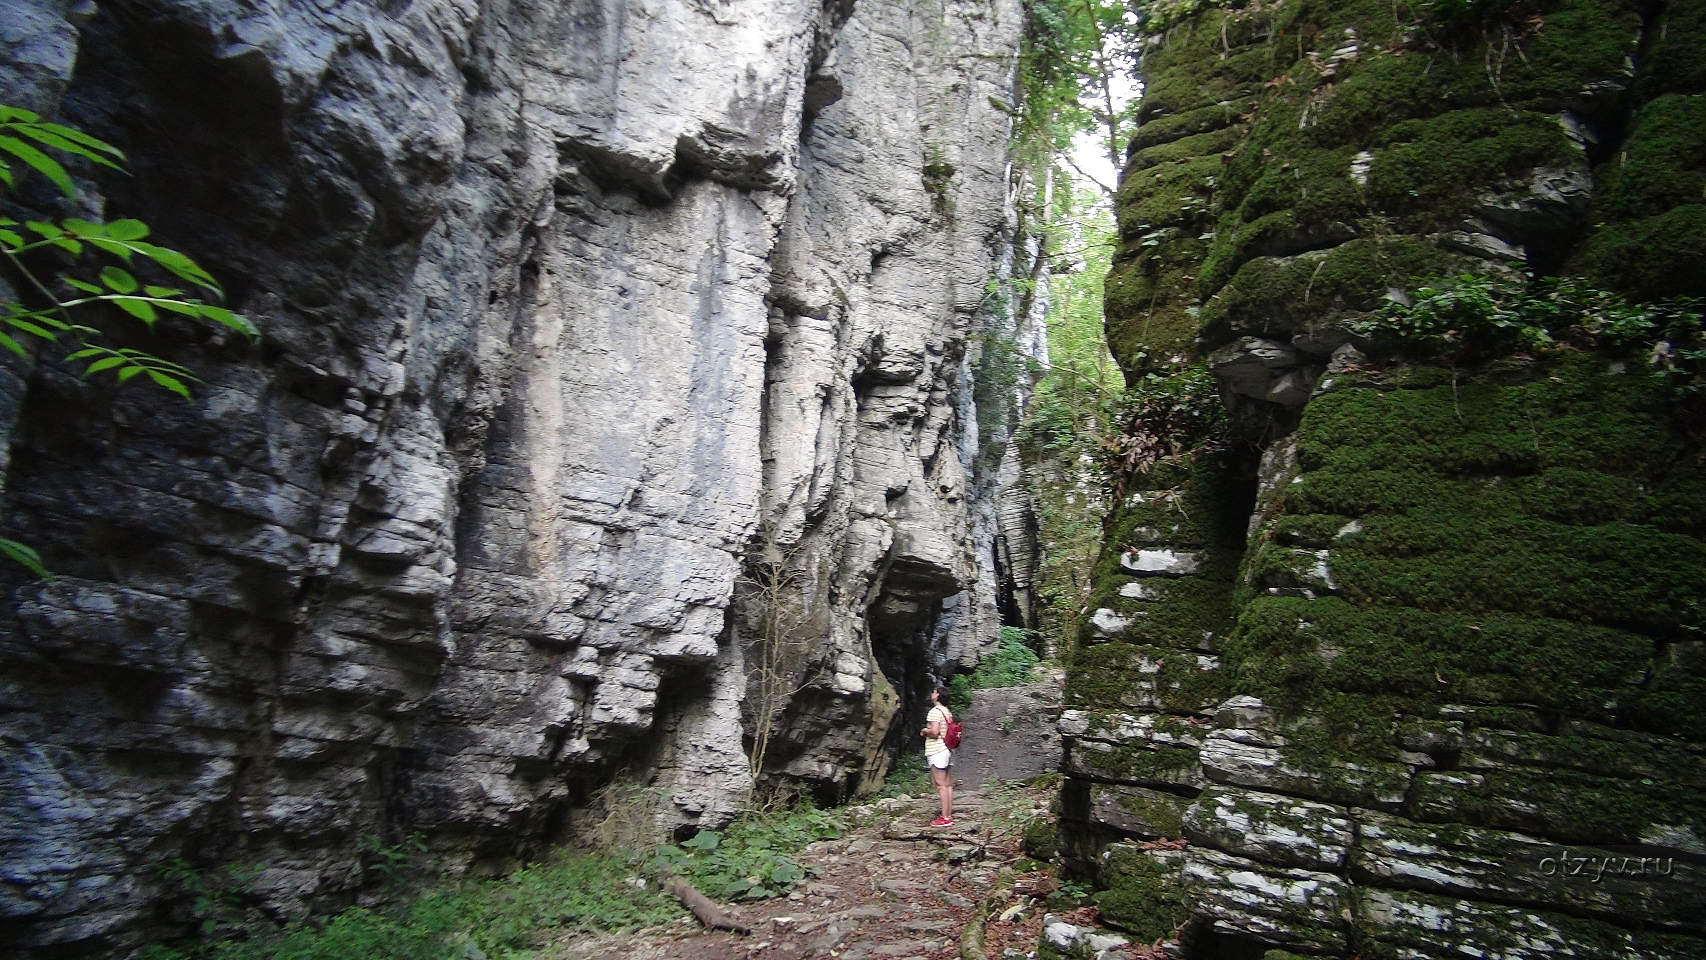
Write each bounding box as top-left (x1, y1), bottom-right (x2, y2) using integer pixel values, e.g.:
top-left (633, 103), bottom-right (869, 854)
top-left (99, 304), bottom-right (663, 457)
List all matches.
top-left (2, 1), bottom-right (1703, 958)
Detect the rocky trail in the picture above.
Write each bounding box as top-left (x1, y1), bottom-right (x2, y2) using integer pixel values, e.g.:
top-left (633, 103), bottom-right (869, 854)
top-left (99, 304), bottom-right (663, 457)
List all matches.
top-left (541, 680), bottom-right (1109, 960)
top-left (539, 787), bottom-right (1098, 960)
top-left (544, 783), bottom-right (1143, 960)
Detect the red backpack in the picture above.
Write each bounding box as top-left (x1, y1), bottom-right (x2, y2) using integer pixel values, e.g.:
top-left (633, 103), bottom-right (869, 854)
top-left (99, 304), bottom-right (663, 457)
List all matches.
top-left (944, 716), bottom-right (964, 749)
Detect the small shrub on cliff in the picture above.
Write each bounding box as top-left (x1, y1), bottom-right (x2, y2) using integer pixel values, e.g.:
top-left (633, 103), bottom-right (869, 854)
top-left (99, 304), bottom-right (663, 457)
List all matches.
top-left (1347, 275), bottom-right (1705, 408)
top-left (1101, 362), bottom-right (1226, 502)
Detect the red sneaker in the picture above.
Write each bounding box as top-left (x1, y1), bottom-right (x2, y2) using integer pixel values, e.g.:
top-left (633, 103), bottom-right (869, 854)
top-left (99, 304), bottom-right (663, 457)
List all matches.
top-left (930, 816), bottom-right (953, 827)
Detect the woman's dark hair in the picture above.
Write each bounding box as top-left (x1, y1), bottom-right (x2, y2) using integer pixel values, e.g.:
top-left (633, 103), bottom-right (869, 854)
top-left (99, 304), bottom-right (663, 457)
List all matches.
top-left (934, 685), bottom-right (950, 702)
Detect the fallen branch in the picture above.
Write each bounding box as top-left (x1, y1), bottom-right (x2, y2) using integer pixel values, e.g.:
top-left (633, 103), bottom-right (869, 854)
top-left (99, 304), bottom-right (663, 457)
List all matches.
top-left (659, 874), bottom-right (751, 934)
top-left (881, 824), bottom-right (976, 842)
top-left (959, 882), bottom-right (1015, 960)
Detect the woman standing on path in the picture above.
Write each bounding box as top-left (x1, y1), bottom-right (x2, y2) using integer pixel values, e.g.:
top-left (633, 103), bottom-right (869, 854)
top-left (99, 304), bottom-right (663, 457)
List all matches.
top-left (921, 686), bottom-right (954, 826)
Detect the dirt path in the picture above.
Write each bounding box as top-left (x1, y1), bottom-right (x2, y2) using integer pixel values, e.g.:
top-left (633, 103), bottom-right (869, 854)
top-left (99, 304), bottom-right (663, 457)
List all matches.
top-left (954, 678), bottom-right (1064, 791)
top-left (543, 788), bottom-right (1048, 960)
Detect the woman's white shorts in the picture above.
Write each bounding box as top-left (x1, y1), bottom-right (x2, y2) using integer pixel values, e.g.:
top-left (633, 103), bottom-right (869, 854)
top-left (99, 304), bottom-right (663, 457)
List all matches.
top-left (928, 751), bottom-right (951, 769)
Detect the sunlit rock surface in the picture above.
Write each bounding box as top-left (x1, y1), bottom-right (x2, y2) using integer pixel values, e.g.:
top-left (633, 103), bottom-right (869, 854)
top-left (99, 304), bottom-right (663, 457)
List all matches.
top-left (0, 0), bottom-right (1034, 954)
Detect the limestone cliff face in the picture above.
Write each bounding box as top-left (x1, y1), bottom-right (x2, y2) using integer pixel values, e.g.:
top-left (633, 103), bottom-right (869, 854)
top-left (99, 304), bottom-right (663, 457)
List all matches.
top-left (0, 0), bottom-right (1034, 954)
top-left (1068, 0), bottom-right (1705, 957)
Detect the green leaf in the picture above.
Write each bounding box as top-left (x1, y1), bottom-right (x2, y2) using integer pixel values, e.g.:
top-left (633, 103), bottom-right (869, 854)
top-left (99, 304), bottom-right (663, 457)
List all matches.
top-left (0, 229), bottom-right (20, 248)
top-left (100, 265), bottom-right (138, 293)
top-left (0, 537), bottom-right (50, 579)
top-left (151, 299), bottom-right (202, 318)
top-left (133, 243), bottom-right (219, 293)
top-left (0, 331), bottom-right (26, 359)
top-left (9, 125), bottom-right (123, 170)
top-left (197, 305), bottom-right (258, 337)
top-left (87, 238), bottom-right (134, 262)
top-left (144, 285), bottom-right (184, 297)
top-left (30, 120), bottom-right (125, 160)
top-left (0, 135), bottom-right (74, 197)
top-left (146, 368), bottom-right (192, 399)
top-left (49, 236), bottom-right (82, 255)
top-left (63, 277), bottom-right (101, 294)
top-left (114, 297), bottom-right (158, 325)
top-left (105, 219), bottom-right (149, 241)
top-left (24, 220), bottom-right (61, 239)
top-left (64, 347), bottom-right (105, 361)
top-left (0, 107), bottom-right (41, 123)
top-left (117, 365), bottom-right (143, 383)
top-left (84, 355), bottom-right (128, 375)
top-left (680, 831), bottom-right (721, 851)
top-left (3, 317), bottom-right (59, 340)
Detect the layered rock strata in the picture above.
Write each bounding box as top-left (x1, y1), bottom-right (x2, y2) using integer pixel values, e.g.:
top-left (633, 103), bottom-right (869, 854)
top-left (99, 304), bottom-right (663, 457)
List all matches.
top-left (1067, 0), bottom-right (1706, 956)
top-left (0, 0), bottom-right (1035, 954)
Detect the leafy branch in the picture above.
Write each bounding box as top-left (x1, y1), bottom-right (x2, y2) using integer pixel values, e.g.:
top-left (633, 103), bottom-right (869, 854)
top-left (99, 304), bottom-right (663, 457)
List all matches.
top-left (0, 105), bottom-right (257, 397)
top-left (0, 104), bottom-right (259, 577)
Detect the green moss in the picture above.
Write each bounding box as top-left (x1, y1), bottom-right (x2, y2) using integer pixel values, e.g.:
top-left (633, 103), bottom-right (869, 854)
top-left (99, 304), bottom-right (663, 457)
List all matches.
top-left (1093, 850), bottom-right (1187, 940)
top-left (1364, 109), bottom-right (1575, 224)
top-left (1573, 204), bottom-right (1706, 302)
top-left (1294, 357), bottom-right (1690, 479)
top-left (1109, 786), bottom-right (1188, 837)
top-left (1272, 513), bottom-right (1357, 547)
top-left (1066, 641), bottom-right (1230, 714)
top-left (1635, 0), bottom-right (1706, 101)
top-left (1021, 815), bottom-right (1059, 861)
top-left (1104, 259), bottom-right (1202, 370)
top-left (1086, 573), bottom-right (1239, 652)
top-left (1361, 886), bottom-right (1643, 959)
top-left (1079, 0), bottom-right (1706, 945)
top-left (1129, 125), bottom-right (1247, 173)
top-left (1592, 95), bottom-right (1706, 222)
top-left (1067, 731), bottom-right (1203, 786)
top-left (1240, 146), bottom-right (1362, 223)
top-left (1131, 98), bottom-right (1255, 152)
top-left (1222, 354), bottom-right (1705, 804)
top-left (1414, 765), bottom-right (1706, 845)
top-left (1385, 594), bottom-right (1647, 702)
top-left (1636, 930), bottom-right (1706, 960)
top-left (1118, 155), bottom-right (1222, 232)
top-left (1199, 236), bottom-right (1464, 338)
top-left (1322, 515), bottom-right (1705, 630)
top-left (1624, 641), bottom-right (1706, 741)
top-left (1225, 594), bottom-right (1669, 734)
top-left (1136, 9), bottom-right (1286, 122)
top-left (1295, 0), bottom-right (1638, 149)
top-left (1468, 729), bottom-right (1706, 787)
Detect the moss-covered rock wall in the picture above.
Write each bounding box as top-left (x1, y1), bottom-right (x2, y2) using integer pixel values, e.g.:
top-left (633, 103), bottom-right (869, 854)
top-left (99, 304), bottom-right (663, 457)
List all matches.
top-left (1065, 0), bottom-right (1706, 955)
